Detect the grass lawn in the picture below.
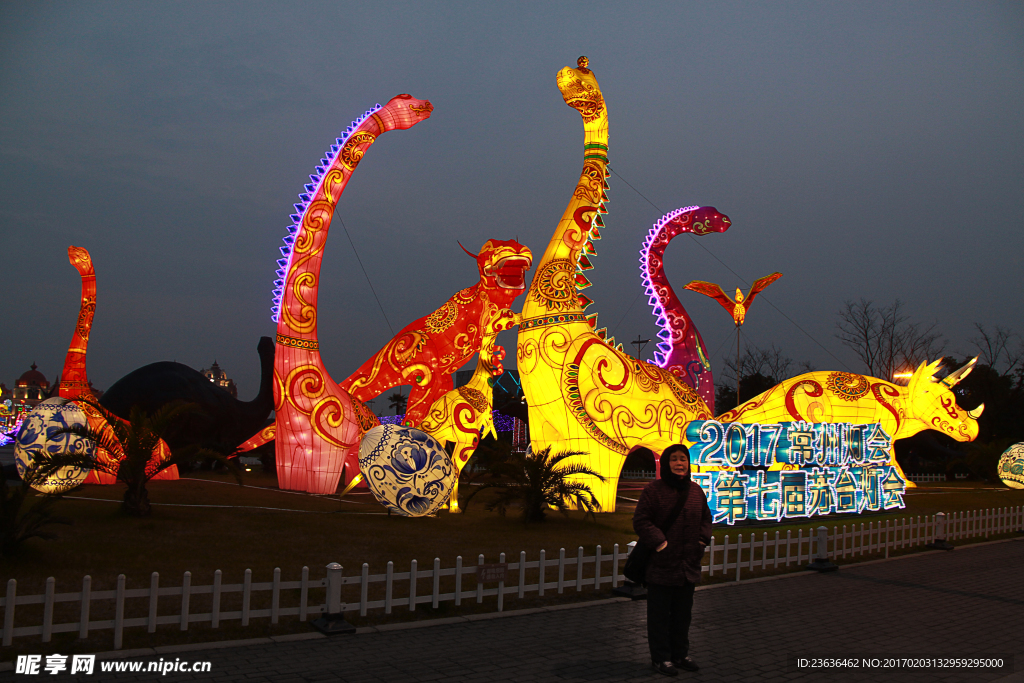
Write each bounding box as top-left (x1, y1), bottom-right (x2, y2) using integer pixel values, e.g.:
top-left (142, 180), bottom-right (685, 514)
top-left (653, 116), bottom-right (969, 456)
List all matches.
top-left (6, 472), bottom-right (1022, 592)
top-left (2, 471), bottom-right (1021, 658)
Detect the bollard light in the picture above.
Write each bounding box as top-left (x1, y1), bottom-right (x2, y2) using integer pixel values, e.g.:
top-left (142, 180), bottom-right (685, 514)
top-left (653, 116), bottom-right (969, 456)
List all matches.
top-left (310, 562), bottom-right (355, 634)
top-left (806, 525), bottom-right (838, 572)
top-left (926, 512), bottom-right (955, 551)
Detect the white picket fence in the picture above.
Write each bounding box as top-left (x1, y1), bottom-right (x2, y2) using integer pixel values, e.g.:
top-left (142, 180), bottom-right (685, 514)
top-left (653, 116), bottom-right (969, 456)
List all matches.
top-left (704, 507), bottom-right (1022, 581)
top-left (2, 506), bottom-right (1021, 649)
top-left (906, 473), bottom-right (947, 483)
top-left (620, 470), bottom-right (656, 480)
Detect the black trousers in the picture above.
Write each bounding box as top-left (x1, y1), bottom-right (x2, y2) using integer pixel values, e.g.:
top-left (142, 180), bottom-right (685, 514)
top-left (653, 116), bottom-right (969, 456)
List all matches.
top-left (646, 582), bottom-right (696, 663)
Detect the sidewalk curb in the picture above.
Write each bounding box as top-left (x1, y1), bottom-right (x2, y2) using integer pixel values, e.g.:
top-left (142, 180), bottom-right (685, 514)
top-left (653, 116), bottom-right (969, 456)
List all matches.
top-left (1, 537), bottom-right (1018, 671)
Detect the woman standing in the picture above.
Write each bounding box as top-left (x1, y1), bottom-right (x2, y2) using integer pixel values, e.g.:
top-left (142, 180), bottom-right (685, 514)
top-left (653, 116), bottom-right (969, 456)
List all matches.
top-left (633, 444), bottom-right (712, 676)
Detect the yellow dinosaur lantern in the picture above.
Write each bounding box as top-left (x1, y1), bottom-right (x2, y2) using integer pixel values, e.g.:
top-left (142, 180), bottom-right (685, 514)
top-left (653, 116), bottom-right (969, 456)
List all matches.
top-left (517, 59), bottom-right (717, 513)
top-left (715, 358), bottom-right (985, 484)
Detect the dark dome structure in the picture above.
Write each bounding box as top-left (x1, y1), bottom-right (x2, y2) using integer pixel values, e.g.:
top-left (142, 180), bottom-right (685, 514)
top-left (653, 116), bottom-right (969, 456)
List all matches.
top-left (100, 337), bottom-right (274, 452)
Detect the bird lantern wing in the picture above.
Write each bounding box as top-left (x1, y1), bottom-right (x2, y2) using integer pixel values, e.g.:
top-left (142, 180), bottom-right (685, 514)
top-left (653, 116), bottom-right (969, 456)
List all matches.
top-left (683, 280), bottom-right (736, 314)
top-left (742, 272), bottom-right (783, 310)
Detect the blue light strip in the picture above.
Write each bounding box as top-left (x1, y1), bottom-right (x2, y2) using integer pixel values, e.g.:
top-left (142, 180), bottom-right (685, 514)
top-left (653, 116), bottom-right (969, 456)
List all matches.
top-left (377, 411), bottom-right (519, 432)
top-left (270, 104), bottom-right (384, 322)
top-left (637, 206), bottom-right (700, 366)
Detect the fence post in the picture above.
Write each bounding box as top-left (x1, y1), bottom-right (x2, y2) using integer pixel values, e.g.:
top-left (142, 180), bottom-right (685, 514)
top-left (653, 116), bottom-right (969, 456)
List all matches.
top-left (42, 577), bottom-right (55, 643)
top-left (557, 548), bottom-right (565, 594)
top-left (611, 544), bottom-right (619, 588)
top-left (146, 573), bottom-right (158, 634)
top-left (409, 560), bottom-right (418, 612)
top-left (272, 568), bottom-right (282, 624)
top-left (518, 551), bottom-right (526, 599)
top-left (432, 559), bottom-right (441, 609)
top-left (241, 569), bottom-right (251, 626)
top-left (385, 561), bottom-right (395, 613)
top-left (3, 579), bottom-right (15, 647)
top-left (807, 525), bottom-right (837, 572)
top-left (180, 571), bottom-right (191, 631)
top-left (80, 575), bottom-right (92, 639)
top-left (538, 549), bottom-right (546, 597)
top-left (497, 552), bottom-right (506, 612)
top-left (212, 570), bottom-right (223, 627)
top-left (454, 556), bottom-right (463, 606)
top-left (310, 562), bottom-right (355, 634)
top-left (477, 555), bottom-right (485, 603)
top-left (360, 564), bottom-right (370, 617)
top-left (113, 574), bottom-right (125, 650)
top-left (927, 512), bottom-right (954, 550)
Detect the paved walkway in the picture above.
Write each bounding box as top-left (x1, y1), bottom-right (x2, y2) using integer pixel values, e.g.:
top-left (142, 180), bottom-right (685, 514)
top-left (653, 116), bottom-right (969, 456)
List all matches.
top-left (4, 539), bottom-right (1022, 682)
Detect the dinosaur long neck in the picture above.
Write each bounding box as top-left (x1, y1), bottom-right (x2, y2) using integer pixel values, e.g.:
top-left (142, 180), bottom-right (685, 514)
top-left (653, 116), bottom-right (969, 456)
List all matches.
top-left (639, 209), bottom-right (715, 412)
top-left (273, 97), bottom-right (431, 353)
top-left (60, 246), bottom-right (97, 400)
top-left (520, 65), bottom-right (610, 330)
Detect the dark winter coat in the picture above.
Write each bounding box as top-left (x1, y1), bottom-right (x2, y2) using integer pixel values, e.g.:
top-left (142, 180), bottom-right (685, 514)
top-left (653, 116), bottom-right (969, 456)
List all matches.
top-left (632, 479), bottom-right (712, 586)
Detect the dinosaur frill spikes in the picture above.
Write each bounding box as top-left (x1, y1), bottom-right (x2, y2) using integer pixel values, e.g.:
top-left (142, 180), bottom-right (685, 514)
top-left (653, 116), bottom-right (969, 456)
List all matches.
top-left (270, 104), bottom-right (384, 321)
top-left (573, 163), bottom-right (611, 343)
top-left (638, 206), bottom-right (701, 366)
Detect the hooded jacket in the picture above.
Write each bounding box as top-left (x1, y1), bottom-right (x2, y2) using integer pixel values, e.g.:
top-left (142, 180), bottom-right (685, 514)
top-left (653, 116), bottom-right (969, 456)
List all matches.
top-left (632, 449), bottom-right (713, 585)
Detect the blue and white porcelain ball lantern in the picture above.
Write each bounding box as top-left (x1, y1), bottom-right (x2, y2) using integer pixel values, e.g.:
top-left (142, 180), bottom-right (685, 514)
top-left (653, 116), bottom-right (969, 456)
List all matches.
top-left (358, 424), bottom-right (455, 516)
top-left (998, 443), bottom-right (1024, 490)
top-left (14, 397), bottom-right (95, 493)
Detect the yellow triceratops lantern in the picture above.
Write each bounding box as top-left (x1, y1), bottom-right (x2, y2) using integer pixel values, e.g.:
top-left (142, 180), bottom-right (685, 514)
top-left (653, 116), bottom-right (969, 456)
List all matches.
top-left (716, 358), bottom-right (984, 483)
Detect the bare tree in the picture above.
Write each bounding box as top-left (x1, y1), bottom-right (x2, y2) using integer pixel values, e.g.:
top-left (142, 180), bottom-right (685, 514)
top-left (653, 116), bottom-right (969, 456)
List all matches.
top-left (835, 299), bottom-right (945, 380)
top-left (967, 323), bottom-right (1020, 375)
top-left (722, 343), bottom-right (795, 385)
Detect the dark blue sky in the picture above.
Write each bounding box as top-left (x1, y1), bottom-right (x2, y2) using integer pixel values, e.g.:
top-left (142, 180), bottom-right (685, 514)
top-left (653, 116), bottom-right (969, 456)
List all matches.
top-left (2, 1), bottom-right (1022, 402)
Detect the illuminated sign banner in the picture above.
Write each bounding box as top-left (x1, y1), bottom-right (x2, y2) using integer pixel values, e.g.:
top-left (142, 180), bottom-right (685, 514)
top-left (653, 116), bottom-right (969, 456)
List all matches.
top-left (684, 420), bottom-right (907, 524)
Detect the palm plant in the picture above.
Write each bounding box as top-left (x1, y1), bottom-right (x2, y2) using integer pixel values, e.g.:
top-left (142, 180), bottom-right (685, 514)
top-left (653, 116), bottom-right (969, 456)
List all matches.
top-left (462, 446), bottom-right (605, 523)
top-left (1, 450), bottom-right (83, 558)
top-left (53, 400), bottom-right (238, 516)
top-left (387, 391), bottom-right (408, 415)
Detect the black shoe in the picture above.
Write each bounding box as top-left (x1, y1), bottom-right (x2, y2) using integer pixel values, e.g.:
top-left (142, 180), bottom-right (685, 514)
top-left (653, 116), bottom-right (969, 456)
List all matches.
top-left (672, 657), bottom-right (699, 672)
top-left (652, 661), bottom-right (679, 676)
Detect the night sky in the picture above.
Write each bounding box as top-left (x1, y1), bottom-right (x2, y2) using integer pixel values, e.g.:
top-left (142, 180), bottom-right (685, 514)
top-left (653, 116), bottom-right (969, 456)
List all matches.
top-left (2, 2), bottom-right (1022, 406)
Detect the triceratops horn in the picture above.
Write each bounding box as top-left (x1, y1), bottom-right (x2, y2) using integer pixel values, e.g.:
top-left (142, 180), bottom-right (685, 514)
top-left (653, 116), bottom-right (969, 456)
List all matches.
top-left (968, 403), bottom-right (984, 419)
top-left (941, 357), bottom-right (978, 387)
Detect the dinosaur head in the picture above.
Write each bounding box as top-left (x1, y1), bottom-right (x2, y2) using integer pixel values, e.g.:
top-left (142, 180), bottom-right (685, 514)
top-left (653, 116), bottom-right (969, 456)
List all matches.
top-left (903, 357), bottom-right (983, 442)
top-left (67, 246), bottom-right (94, 278)
top-left (689, 207), bottom-right (731, 235)
top-left (380, 94), bottom-right (434, 131)
top-left (557, 57), bottom-right (606, 128)
top-left (468, 239), bottom-right (533, 306)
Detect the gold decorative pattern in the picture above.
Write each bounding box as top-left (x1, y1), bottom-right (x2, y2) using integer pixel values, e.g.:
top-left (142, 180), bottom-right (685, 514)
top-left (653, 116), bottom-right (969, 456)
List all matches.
top-left (457, 385), bottom-right (489, 413)
top-left (424, 300), bottom-right (458, 333)
top-left (826, 371), bottom-right (871, 401)
top-left (75, 296), bottom-right (96, 341)
top-left (453, 286), bottom-right (478, 304)
top-left (339, 131), bottom-right (377, 170)
top-left (531, 258), bottom-right (578, 311)
top-left (276, 333), bottom-right (319, 351)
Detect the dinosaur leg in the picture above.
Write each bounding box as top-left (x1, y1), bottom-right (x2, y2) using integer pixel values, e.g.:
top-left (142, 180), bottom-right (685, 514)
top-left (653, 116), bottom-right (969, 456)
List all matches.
top-left (404, 372), bottom-right (454, 427)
